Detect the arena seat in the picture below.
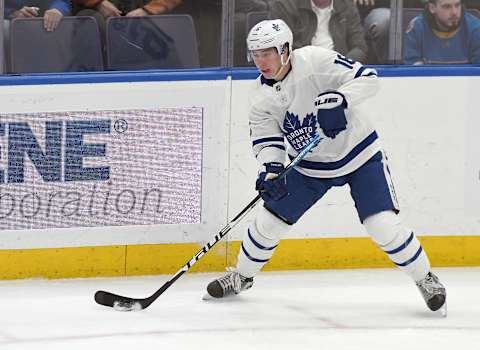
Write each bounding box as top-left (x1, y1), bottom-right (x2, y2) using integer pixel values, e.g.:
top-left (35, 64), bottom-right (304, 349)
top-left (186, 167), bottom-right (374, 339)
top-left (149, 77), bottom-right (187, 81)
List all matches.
top-left (10, 16), bottom-right (104, 73)
top-left (106, 15), bottom-right (200, 70)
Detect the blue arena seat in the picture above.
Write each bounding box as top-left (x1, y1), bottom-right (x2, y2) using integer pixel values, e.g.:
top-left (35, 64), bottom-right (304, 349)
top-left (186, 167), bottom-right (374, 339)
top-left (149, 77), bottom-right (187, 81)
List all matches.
top-left (106, 15), bottom-right (200, 70)
top-left (10, 16), bottom-right (104, 73)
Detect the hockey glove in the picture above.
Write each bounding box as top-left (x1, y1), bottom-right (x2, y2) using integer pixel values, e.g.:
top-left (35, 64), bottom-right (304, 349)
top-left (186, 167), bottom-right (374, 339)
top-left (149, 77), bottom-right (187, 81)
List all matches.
top-left (315, 91), bottom-right (348, 139)
top-left (255, 162), bottom-right (288, 202)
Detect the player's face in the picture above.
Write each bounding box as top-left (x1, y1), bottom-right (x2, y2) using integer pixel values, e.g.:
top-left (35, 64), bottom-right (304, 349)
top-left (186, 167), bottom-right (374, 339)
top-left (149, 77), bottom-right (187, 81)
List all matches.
top-left (428, 0), bottom-right (462, 30)
top-left (251, 48), bottom-right (282, 79)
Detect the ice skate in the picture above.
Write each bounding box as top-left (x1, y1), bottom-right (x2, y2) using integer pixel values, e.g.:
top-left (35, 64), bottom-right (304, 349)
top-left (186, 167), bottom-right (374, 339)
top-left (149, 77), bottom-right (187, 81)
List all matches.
top-left (203, 269), bottom-right (253, 300)
top-left (416, 272), bottom-right (447, 317)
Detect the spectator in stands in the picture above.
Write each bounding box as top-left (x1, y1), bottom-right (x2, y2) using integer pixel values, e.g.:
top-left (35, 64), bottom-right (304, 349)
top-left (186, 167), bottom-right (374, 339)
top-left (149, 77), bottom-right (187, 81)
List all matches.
top-left (72, 0), bottom-right (182, 61)
top-left (74, 0), bottom-right (221, 67)
top-left (269, 0), bottom-right (368, 63)
top-left (403, 0), bottom-right (480, 64)
top-left (73, 0), bottom-right (180, 18)
top-left (5, 0), bottom-right (70, 31)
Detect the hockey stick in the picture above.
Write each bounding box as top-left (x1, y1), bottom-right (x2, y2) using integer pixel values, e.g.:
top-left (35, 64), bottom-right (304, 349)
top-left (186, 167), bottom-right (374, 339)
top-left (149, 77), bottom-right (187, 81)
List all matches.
top-left (94, 133), bottom-right (322, 311)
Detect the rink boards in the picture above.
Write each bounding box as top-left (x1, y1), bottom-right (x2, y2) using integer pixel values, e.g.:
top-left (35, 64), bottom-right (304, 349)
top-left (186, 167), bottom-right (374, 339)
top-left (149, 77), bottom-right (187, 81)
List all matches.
top-left (0, 68), bottom-right (479, 279)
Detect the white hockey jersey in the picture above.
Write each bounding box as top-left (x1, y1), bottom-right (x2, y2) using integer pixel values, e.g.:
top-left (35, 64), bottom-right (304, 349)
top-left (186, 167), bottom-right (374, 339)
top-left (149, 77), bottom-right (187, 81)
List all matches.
top-left (249, 45), bottom-right (381, 178)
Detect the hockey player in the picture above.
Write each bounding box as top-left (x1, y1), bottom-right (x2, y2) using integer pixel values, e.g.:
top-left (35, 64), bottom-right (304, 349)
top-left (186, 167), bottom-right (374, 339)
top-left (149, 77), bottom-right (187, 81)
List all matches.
top-left (205, 19), bottom-right (447, 315)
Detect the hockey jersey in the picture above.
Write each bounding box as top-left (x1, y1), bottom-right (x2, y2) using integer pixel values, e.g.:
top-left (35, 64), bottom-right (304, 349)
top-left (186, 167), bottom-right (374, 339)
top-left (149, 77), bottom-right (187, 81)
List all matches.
top-left (249, 45), bottom-right (380, 178)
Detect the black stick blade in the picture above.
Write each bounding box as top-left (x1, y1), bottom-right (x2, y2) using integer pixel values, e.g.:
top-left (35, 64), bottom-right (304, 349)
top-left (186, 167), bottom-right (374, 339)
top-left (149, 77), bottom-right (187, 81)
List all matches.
top-left (94, 290), bottom-right (144, 312)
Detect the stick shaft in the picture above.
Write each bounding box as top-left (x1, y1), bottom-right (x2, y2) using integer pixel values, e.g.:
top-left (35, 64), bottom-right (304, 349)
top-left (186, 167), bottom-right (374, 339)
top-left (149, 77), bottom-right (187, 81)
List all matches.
top-left (176, 133), bottom-right (321, 275)
top-left (95, 134), bottom-right (321, 310)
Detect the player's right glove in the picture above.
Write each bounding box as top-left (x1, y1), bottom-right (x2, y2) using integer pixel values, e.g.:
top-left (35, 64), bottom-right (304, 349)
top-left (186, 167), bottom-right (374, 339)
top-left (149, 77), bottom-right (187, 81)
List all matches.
top-left (315, 91), bottom-right (348, 139)
top-left (255, 162), bottom-right (288, 202)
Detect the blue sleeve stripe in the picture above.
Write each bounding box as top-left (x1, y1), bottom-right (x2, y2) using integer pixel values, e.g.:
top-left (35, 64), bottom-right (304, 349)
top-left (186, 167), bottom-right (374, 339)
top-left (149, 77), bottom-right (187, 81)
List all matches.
top-left (248, 229), bottom-right (278, 250)
top-left (252, 136), bottom-right (284, 146)
top-left (336, 60), bottom-right (354, 69)
top-left (255, 144), bottom-right (286, 158)
top-left (394, 246), bottom-right (423, 267)
top-left (384, 232), bottom-right (414, 254)
top-left (241, 244), bottom-right (270, 263)
top-left (354, 66), bottom-right (366, 79)
top-left (355, 67), bottom-right (378, 79)
top-left (262, 144), bottom-right (286, 151)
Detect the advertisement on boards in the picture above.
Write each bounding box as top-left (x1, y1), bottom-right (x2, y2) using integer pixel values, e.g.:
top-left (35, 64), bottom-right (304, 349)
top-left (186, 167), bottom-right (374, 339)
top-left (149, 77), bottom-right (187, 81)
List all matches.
top-left (0, 108), bottom-right (203, 230)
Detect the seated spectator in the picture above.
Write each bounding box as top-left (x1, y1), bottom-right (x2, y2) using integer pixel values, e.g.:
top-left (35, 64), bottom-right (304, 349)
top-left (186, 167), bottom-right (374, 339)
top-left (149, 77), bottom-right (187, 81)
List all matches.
top-left (5, 0), bottom-right (70, 32)
top-left (73, 0), bottom-right (180, 19)
top-left (269, 0), bottom-right (368, 63)
top-left (74, 0), bottom-right (221, 67)
top-left (72, 0), bottom-right (181, 42)
top-left (403, 0), bottom-right (480, 64)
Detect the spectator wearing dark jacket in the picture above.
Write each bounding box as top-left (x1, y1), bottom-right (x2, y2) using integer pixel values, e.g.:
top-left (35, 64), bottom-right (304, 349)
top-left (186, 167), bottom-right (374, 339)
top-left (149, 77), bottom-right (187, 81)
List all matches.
top-left (270, 0), bottom-right (368, 62)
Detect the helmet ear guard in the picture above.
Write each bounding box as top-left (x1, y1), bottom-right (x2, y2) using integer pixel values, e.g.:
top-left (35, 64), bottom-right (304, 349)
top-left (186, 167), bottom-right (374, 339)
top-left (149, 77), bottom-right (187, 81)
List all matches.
top-left (279, 42), bottom-right (291, 66)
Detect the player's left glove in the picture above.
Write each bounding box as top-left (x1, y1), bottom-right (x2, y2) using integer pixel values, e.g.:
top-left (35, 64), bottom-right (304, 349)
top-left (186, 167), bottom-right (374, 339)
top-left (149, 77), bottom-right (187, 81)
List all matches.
top-left (255, 162), bottom-right (288, 202)
top-left (315, 91), bottom-right (348, 139)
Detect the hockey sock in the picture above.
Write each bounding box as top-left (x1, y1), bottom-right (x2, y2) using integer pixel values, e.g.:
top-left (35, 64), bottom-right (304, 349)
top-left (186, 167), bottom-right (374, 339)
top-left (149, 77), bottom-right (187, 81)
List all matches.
top-left (364, 211), bottom-right (430, 281)
top-left (236, 206), bottom-right (290, 278)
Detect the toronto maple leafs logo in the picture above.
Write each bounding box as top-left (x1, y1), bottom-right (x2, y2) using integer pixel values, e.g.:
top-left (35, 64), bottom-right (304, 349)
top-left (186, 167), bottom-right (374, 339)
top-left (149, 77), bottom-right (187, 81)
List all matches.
top-left (283, 111), bottom-right (318, 151)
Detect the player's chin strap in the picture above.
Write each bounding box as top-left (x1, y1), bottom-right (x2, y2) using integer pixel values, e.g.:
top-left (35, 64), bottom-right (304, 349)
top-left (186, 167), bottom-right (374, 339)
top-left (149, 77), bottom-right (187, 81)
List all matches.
top-left (272, 48), bottom-right (291, 81)
top-left (272, 60), bottom-right (290, 81)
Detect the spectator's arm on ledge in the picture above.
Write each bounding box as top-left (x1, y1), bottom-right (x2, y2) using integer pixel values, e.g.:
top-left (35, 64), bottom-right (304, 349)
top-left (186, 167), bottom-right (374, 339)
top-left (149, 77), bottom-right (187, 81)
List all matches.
top-left (142, 0), bottom-right (182, 15)
top-left (49, 0), bottom-right (71, 15)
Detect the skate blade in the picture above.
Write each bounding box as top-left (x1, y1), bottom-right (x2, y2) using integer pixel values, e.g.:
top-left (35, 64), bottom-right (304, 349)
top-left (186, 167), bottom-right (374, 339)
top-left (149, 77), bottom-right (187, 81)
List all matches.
top-left (202, 293), bottom-right (215, 301)
top-left (434, 303), bottom-right (447, 318)
top-left (202, 292), bottom-right (239, 301)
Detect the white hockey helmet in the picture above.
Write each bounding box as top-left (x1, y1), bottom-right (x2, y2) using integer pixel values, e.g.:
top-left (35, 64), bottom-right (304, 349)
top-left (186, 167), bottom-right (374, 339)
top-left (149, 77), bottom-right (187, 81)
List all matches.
top-left (246, 19), bottom-right (293, 65)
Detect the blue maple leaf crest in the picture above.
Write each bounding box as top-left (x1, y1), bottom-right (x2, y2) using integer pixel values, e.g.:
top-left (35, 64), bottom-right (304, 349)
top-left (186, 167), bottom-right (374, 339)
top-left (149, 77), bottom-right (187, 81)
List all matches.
top-left (302, 113), bottom-right (317, 130)
top-left (283, 112), bottom-right (319, 151)
top-left (283, 111), bottom-right (301, 134)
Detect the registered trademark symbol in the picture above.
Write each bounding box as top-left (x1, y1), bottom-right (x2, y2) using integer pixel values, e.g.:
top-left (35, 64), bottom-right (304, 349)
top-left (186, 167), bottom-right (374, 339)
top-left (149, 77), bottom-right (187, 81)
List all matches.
top-left (114, 119), bottom-right (128, 133)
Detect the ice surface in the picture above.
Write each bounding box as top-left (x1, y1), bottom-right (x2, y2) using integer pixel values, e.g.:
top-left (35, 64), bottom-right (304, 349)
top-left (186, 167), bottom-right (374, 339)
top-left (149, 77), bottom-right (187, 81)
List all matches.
top-left (0, 268), bottom-right (478, 350)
